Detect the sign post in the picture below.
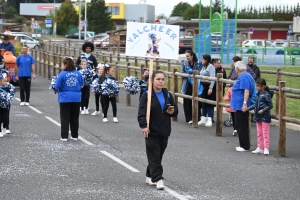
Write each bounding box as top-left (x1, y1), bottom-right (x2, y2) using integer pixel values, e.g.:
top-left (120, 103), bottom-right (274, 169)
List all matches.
top-left (45, 18), bottom-right (52, 28)
top-left (125, 22), bottom-right (179, 129)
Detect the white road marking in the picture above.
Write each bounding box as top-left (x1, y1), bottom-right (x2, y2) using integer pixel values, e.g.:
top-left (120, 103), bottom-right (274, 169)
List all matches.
top-left (164, 187), bottom-right (189, 200)
top-left (78, 136), bottom-right (94, 146)
top-left (28, 106), bottom-right (42, 114)
top-left (45, 116), bottom-right (61, 127)
top-left (15, 98), bottom-right (21, 101)
top-left (100, 151), bottom-right (140, 173)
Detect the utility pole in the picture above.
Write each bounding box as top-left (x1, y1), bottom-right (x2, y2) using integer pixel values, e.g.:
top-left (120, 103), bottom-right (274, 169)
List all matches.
top-left (84, 0), bottom-right (87, 40)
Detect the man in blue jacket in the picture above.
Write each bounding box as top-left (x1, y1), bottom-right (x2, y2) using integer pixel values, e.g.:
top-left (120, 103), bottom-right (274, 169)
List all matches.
top-left (0, 36), bottom-right (15, 55)
top-left (15, 45), bottom-right (35, 106)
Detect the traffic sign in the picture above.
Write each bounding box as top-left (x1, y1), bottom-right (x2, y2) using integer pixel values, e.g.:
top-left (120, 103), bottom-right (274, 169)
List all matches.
top-left (0, 19), bottom-right (2, 24)
top-left (249, 27), bottom-right (254, 34)
top-left (78, 25), bottom-right (83, 30)
top-left (45, 18), bottom-right (52, 28)
top-left (81, 20), bottom-right (87, 26)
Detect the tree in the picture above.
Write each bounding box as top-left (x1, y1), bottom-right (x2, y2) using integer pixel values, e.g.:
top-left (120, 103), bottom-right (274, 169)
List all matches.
top-left (182, 3), bottom-right (210, 20)
top-left (4, 6), bottom-right (17, 15)
top-left (156, 14), bottom-right (168, 20)
top-left (170, 2), bottom-right (191, 17)
top-left (84, 0), bottom-right (115, 34)
top-left (55, 0), bottom-right (79, 34)
top-left (213, 0), bottom-right (221, 13)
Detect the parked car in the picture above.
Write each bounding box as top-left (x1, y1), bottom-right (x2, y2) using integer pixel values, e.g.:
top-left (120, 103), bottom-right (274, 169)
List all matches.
top-left (272, 40), bottom-right (285, 47)
top-left (282, 42), bottom-right (300, 47)
top-left (65, 32), bottom-right (91, 39)
top-left (98, 36), bottom-right (109, 48)
top-left (85, 33), bottom-right (108, 46)
top-left (13, 34), bottom-right (40, 49)
top-left (242, 40), bottom-right (275, 47)
top-left (179, 38), bottom-right (193, 54)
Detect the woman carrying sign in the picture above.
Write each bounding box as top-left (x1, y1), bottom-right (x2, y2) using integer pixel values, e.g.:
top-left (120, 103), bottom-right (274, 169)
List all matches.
top-left (138, 70), bottom-right (178, 190)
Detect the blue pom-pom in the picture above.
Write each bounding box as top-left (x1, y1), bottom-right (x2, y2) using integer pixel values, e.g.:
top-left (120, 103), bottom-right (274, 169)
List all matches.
top-left (80, 67), bottom-right (96, 86)
top-left (90, 78), bottom-right (101, 94)
top-left (100, 78), bottom-right (120, 97)
top-left (0, 87), bottom-right (15, 109)
top-left (49, 75), bottom-right (58, 94)
top-left (122, 76), bottom-right (140, 95)
top-left (187, 69), bottom-right (193, 74)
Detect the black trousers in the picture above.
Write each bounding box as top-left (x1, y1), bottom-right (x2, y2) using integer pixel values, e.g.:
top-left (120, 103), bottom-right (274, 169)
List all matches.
top-left (145, 136), bottom-right (168, 183)
top-left (231, 112), bottom-right (236, 130)
top-left (235, 110), bottom-right (250, 150)
top-left (60, 102), bottom-right (80, 139)
top-left (81, 85), bottom-right (90, 110)
top-left (5, 105), bottom-right (10, 129)
top-left (0, 107), bottom-right (9, 132)
top-left (183, 82), bottom-right (201, 122)
top-left (19, 77), bottom-right (31, 102)
top-left (102, 95), bottom-right (117, 118)
top-left (95, 93), bottom-right (103, 112)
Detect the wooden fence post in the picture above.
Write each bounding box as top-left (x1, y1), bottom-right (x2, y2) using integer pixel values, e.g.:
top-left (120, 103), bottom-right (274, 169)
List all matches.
top-left (102, 54), bottom-right (106, 62)
top-left (145, 58), bottom-right (148, 69)
top-left (38, 50), bottom-right (42, 76)
top-left (109, 54), bottom-right (113, 64)
top-left (167, 60), bottom-right (171, 90)
top-left (135, 57), bottom-right (138, 67)
top-left (43, 52), bottom-right (47, 78)
top-left (278, 81), bottom-right (286, 157)
top-left (140, 64), bottom-right (144, 79)
top-left (126, 63), bottom-right (131, 106)
top-left (216, 73), bottom-right (223, 136)
top-left (115, 61), bottom-right (119, 102)
top-left (47, 53), bottom-right (51, 80)
top-left (156, 58), bottom-right (159, 68)
top-left (276, 67), bottom-right (282, 115)
top-left (172, 68), bottom-right (178, 121)
top-left (53, 54), bottom-right (57, 76)
top-left (58, 56), bottom-right (62, 73)
top-left (192, 70), bottom-right (198, 128)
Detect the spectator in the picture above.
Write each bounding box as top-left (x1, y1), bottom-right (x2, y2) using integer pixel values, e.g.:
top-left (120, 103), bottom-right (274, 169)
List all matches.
top-left (181, 50), bottom-right (202, 124)
top-left (213, 58), bottom-right (227, 96)
top-left (228, 56), bottom-right (256, 80)
top-left (198, 54), bottom-right (216, 127)
top-left (247, 56), bottom-right (260, 80)
top-left (230, 61), bottom-right (255, 152)
top-left (15, 45), bottom-right (35, 106)
top-left (0, 36), bottom-right (15, 55)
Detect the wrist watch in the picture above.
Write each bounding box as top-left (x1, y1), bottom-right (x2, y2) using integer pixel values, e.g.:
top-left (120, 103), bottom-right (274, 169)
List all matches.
top-left (243, 101), bottom-right (247, 104)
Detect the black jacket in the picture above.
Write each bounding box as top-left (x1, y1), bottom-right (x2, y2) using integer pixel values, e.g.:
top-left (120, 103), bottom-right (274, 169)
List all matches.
top-left (138, 88), bottom-right (178, 138)
top-left (248, 90), bottom-right (273, 123)
top-left (247, 64), bottom-right (261, 80)
top-left (75, 54), bottom-right (98, 70)
top-left (215, 66), bottom-right (227, 96)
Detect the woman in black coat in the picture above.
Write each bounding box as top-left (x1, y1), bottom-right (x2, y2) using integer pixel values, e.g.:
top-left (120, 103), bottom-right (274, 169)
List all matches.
top-left (138, 70), bottom-right (178, 190)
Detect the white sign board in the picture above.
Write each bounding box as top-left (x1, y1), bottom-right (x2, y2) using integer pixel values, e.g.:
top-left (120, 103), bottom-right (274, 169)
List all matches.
top-left (125, 22), bottom-right (180, 60)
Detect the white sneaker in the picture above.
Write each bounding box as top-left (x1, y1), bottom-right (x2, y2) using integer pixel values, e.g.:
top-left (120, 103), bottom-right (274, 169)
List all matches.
top-left (233, 130), bottom-right (237, 136)
top-left (6, 130), bottom-right (10, 134)
top-left (188, 120), bottom-right (192, 124)
top-left (0, 132), bottom-right (4, 138)
top-left (91, 111), bottom-right (100, 116)
top-left (205, 117), bottom-right (212, 127)
top-left (2, 128), bottom-right (6, 136)
top-left (81, 110), bottom-right (85, 115)
top-left (264, 148), bottom-right (269, 155)
top-left (146, 177), bottom-right (156, 186)
top-left (103, 118), bottom-right (108, 123)
top-left (113, 117), bottom-right (118, 123)
top-left (236, 147), bottom-right (249, 152)
top-left (24, 102), bottom-right (30, 106)
top-left (198, 116), bottom-right (207, 126)
top-left (156, 179), bottom-right (165, 190)
top-left (70, 137), bottom-right (78, 141)
top-left (102, 113), bottom-right (104, 117)
top-left (252, 148), bottom-right (263, 154)
top-left (84, 109), bottom-right (89, 114)
top-left (60, 138), bottom-right (67, 142)
top-left (20, 102), bottom-right (25, 106)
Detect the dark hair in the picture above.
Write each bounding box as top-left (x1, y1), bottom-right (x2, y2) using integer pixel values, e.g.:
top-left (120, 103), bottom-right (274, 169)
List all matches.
top-left (151, 70), bottom-right (165, 81)
top-left (213, 58), bottom-right (220, 64)
top-left (232, 56), bottom-right (242, 63)
top-left (248, 56), bottom-right (255, 60)
top-left (62, 57), bottom-right (76, 71)
top-left (256, 78), bottom-right (269, 91)
top-left (186, 50), bottom-right (198, 63)
top-left (98, 65), bottom-right (112, 83)
top-left (202, 54), bottom-right (211, 66)
top-left (142, 68), bottom-right (149, 80)
top-left (82, 42), bottom-right (95, 52)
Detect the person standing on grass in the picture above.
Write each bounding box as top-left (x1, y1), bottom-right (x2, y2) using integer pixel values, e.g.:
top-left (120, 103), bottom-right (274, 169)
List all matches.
top-left (55, 57), bottom-right (83, 142)
top-left (15, 45), bottom-right (35, 106)
top-left (248, 78), bottom-right (273, 155)
top-left (138, 70), bottom-right (178, 190)
top-left (228, 56), bottom-right (256, 80)
top-left (247, 56), bottom-right (261, 80)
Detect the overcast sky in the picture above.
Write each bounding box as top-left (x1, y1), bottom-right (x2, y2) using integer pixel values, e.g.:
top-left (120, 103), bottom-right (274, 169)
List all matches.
top-left (105, 0), bottom-right (300, 16)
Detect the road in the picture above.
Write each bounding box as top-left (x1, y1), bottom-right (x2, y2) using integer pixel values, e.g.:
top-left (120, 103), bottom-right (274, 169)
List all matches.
top-left (1, 73), bottom-right (300, 199)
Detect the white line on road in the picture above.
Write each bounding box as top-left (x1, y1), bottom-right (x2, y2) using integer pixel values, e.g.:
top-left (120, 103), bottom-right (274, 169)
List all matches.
top-left (28, 106), bottom-right (43, 114)
top-left (164, 187), bottom-right (189, 200)
top-left (45, 116), bottom-right (61, 127)
top-left (78, 136), bottom-right (94, 146)
top-left (100, 151), bottom-right (140, 173)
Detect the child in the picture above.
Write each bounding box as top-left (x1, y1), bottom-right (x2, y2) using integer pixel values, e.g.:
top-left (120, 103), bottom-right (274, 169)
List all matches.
top-left (79, 58), bottom-right (91, 115)
top-left (98, 64), bottom-right (118, 123)
top-left (223, 84), bottom-right (236, 136)
top-left (139, 68), bottom-right (149, 99)
top-left (248, 78), bottom-right (273, 155)
top-left (91, 63), bottom-right (104, 116)
top-left (0, 73), bottom-right (15, 137)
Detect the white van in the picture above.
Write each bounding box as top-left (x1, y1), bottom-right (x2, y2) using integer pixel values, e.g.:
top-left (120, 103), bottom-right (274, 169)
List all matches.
top-left (13, 34), bottom-right (40, 49)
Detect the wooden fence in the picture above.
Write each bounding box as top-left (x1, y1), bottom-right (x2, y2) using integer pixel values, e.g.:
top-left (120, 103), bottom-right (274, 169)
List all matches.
top-left (31, 47), bottom-right (300, 157)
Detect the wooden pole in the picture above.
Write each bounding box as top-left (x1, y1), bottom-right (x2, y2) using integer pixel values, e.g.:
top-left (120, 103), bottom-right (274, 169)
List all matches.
top-left (216, 73), bottom-right (223, 136)
top-left (192, 70), bottom-right (198, 128)
top-left (43, 51), bottom-right (46, 78)
top-left (278, 81), bottom-right (286, 157)
top-left (172, 68), bottom-right (178, 121)
top-left (146, 59), bottom-right (154, 127)
top-left (39, 50), bottom-right (42, 76)
top-left (115, 61), bottom-right (119, 102)
top-left (167, 60), bottom-right (171, 90)
top-left (275, 67), bottom-right (282, 115)
top-left (126, 63), bottom-right (131, 106)
top-left (47, 53), bottom-right (51, 80)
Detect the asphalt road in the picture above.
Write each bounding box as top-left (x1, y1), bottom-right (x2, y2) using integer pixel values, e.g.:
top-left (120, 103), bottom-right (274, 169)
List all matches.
top-left (1, 75), bottom-right (300, 199)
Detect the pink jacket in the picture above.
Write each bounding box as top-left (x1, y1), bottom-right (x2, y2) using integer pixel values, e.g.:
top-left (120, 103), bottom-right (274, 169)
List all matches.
top-left (224, 87), bottom-right (234, 113)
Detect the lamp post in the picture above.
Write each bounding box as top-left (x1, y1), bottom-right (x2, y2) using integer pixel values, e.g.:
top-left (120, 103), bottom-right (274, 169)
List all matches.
top-left (84, 0), bottom-right (87, 40)
top-left (79, 0), bottom-right (82, 40)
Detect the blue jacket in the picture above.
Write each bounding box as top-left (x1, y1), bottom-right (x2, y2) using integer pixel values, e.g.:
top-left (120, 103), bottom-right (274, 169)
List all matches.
top-left (0, 42), bottom-right (15, 55)
top-left (55, 70), bottom-right (84, 103)
top-left (181, 60), bottom-right (203, 94)
top-left (248, 90), bottom-right (274, 123)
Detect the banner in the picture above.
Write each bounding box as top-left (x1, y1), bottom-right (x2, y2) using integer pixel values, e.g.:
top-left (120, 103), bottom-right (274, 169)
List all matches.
top-left (125, 22), bottom-right (180, 60)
